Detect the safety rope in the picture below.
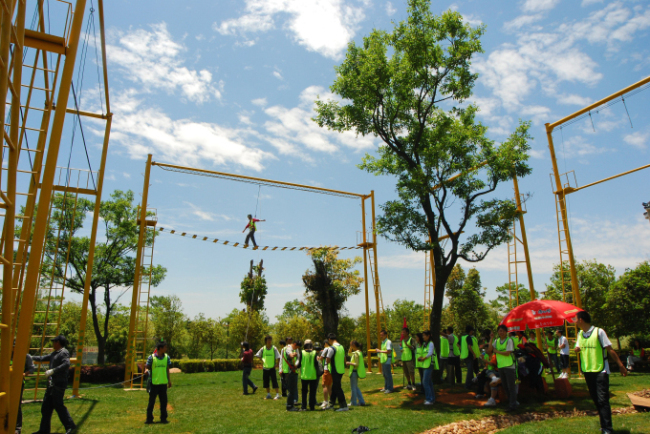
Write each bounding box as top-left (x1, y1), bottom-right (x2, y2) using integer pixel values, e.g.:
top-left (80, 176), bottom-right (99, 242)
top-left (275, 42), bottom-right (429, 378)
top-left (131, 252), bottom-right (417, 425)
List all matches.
top-left (156, 227), bottom-right (363, 252)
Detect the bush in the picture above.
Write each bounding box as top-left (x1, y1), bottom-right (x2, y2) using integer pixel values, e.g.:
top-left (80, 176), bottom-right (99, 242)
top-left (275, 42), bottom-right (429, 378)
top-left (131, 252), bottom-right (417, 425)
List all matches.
top-left (69, 364), bottom-right (128, 385)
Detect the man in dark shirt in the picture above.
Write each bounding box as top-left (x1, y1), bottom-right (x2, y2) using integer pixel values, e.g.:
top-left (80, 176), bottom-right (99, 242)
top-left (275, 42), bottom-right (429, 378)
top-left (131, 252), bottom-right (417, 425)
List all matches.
top-left (241, 342), bottom-right (257, 395)
top-left (31, 335), bottom-right (76, 434)
top-left (14, 340), bottom-right (35, 434)
top-left (145, 341), bottom-right (172, 424)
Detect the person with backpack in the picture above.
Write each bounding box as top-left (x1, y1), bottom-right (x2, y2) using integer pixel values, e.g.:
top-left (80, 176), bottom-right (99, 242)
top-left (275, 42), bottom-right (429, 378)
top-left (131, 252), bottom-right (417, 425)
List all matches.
top-left (144, 341), bottom-right (172, 424)
top-left (300, 340), bottom-right (318, 411)
top-left (327, 333), bottom-right (349, 411)
top-left (575, 311), bottom-right (627, 434)
top-left (419, 331), bottom-right (438, 405)
top-left (254, 335), bottom-right (280, 399)
top-left (400, 327), bottom-right (416, 391)
top-left (488, 325), bottom-right (518, 412)
top-left (346, 340), bottom-right (366, 406)
top-left (461, 326), bottom-right (479, 389)
top-left (318, 341), bottom-right (333, 409)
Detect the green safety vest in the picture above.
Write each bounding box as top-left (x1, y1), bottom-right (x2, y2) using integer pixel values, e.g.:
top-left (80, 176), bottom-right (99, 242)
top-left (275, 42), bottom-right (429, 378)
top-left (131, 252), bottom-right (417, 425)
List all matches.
top-left (419, 342), bottom-right (439, 370)
top-left (380, 340), bottom-right (390, 364)
top-left (512, 336), bottom-right (521, 347)
top-left (249, 220), bottom-right (256, 230)
top-left (401, 338), bottom-right (413, 362)
top-left (415, 345), bottom-right (424, 369)
top-left (333, 343), bottom-right (345, 374)
top-left (282, 348), bottom-right (294, 373)
top-left (440, 337), bottom-right (449, 358)
top-left (301, 350), bottom-right (317, 380)
top-left (349, 350), bottom-right (366, 379)
top-left (152, 353), bottom-right (169, 385)
top-left (577, 328), bottom-right (605, 373)
top-left (633, 349), bottom-right (642, 358)
top-left (451, 335), bottom-right (460, 356)
top-left (546, 337), bottom-right (557, 354)
top-left (262, 346), bottom-right (276, 369)
top-left (460, 335), bottom-right (479, 359)
top-left (495, 338), bottom-right (515, 369)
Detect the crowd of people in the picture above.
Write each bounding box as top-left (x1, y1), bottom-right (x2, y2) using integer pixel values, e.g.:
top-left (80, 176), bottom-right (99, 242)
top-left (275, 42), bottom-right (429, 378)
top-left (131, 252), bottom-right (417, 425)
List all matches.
top-left (12, 310), bottom-right (635, 434)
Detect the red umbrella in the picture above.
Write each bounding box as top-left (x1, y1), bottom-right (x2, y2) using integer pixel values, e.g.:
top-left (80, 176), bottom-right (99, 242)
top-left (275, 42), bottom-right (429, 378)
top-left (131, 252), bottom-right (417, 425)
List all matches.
top-left (500, 299), bottom-right (583, 331)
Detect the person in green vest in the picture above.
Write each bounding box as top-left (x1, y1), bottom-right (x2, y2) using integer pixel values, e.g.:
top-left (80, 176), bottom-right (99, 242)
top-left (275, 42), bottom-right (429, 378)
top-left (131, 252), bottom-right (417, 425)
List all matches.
top-left (375, 329), bottom-right (394, 393)
top-left (414, 333), bottom-right (425, 393)
top-left (575, 311), bottom-right (627, 434)
top-left (488, 325), bottom-right (518, 412)
top-left (145, 341), bottom-right (172, 424)
top-left (283, 337), bottom-right (300, 411)
top-left (326, 333), bottom-right (349, 411)
top-left (545, 330), bottom-right (559, 375)
top-left (300, 340), bottom-right (318, 411)
top-left (401, 327), bottom-right (416, 391)
top-left (242, 214), bottom-right (265, 247)
top-left (626, 339), bottom-right (645, 371)
top-left (254, 335), bottom-right (281, 400)
top-left (439, 329), bottom-right (449, 383)
top-left (446, 327), bottom-right (462, 385)
top-left (461, 326), bottom-right (479, 389)
top-left (346, 340), bottom-right (366, 406)
top-left (418, 331), bottom-right (438, 405)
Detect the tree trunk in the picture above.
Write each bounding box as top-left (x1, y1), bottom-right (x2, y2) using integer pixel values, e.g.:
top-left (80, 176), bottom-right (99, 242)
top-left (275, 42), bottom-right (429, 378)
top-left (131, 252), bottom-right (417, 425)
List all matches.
top-left (89, 288), bottom-right (107, 364)
top-left (430, 265), bottom-right (450, 383)
top-left (322, 305), bottom-right (339, 337)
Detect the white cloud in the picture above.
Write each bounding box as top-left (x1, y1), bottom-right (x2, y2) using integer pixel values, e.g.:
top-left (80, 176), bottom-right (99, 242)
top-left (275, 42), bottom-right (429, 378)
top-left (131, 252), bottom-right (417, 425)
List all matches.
top-left (213, 0), bottom-right (368, 59)
top-left (107, 91), bottom-right (274, 171)
top-left (623, 131), bottom-right (649, 149)
top-left (107, 23), bottom-right (222, 103)
top-left (386, 1), bottom-right (397, 16)
top-left (581, 0), bottom-right (604, 6)
top-left (521, 0), bottom-right (560, 13)
top-left (122, 172), bottom-right (131, 179)
top-left (273, 70), bottom-right (283, 80)
top-left (557, 94), bottom-right (592, 106)
top-left (560, 135), bottom-right (607, 157)
top-left (462, 14), bottom-right (483, 27)
top-left (185, 202), bottom-right (216, 221)
top-left (503, 14), bottom-right (543, 31)
top-left (261, 85), bottom-right (378, 157)
top-left (252, 98), bottom-right (267, 107)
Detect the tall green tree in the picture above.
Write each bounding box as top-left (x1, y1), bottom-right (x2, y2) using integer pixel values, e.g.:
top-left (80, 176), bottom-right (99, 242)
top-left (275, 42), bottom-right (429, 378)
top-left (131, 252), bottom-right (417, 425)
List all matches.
top-left (240, 261), bottom-right (268, 312)
top-left (150, 295), bottom-right (186, 358)
top-left (302, 248), bottom-right (363, 336)
top-left (606, 262), bottom-right (650, 337)
top-left (314, 0), bottom-right (532, 347)
top-left (34, 190), bottom-right (167, 364)
top-left (449, 268), bottom-right (489, 333)
top-left (492, 282), bottom-right (536, 315)
top-left (544, 260), bottom-right (615, 327)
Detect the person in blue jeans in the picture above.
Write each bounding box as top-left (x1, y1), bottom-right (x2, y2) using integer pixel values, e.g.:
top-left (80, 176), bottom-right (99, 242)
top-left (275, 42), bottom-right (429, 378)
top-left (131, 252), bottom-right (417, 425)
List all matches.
top-left (240, 342), bottom-right (258, 395)
top-left (375, 329), bottom-right (393, 393)
top-left (419, 331), bottom-right (437, 405)
top-left (346, 340), bottom-right (366, 406)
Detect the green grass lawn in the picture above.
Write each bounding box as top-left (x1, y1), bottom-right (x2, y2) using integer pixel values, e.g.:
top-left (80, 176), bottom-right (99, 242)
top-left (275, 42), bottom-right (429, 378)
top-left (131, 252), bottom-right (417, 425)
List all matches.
top-left (18, 369), bottom-right (649, 434)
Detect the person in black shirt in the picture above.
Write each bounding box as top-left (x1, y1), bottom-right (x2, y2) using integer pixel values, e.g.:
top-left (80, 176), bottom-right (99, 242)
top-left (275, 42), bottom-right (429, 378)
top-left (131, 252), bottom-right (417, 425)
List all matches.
top-left (31, 335), bottom-right (76, 434)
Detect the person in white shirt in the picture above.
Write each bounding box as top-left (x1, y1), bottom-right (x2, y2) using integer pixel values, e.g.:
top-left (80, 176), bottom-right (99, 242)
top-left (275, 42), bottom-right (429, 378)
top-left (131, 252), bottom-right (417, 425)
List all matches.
top-left (555, 330), bottom-right (570, 379)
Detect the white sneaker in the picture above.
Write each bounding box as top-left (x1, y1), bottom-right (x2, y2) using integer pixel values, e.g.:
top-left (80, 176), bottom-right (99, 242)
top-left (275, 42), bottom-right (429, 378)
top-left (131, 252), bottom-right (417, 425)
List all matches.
top-left (384, 390), bottom-right (392, 394)
top-left (274, 394), bottom-right (280, 400)
top-left (484, 397), bottom-right (497, 407)
top-left (424, 400), bottom-right (433, 405)
top-left (336, 407), bottom-right (349, 412)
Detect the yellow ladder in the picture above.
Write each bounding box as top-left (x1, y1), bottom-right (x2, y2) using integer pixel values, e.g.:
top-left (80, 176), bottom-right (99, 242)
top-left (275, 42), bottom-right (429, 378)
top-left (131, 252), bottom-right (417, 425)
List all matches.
top-left (366, 246), bottom-right (386, 328)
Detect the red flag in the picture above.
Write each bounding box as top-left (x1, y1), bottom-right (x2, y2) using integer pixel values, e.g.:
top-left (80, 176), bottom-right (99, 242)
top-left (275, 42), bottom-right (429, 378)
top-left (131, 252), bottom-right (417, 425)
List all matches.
top-left (401, 317), bottom-right (407, 341)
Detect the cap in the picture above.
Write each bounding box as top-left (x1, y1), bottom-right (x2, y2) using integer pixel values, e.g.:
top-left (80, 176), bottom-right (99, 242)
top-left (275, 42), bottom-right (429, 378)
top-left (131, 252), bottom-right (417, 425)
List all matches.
top-left (51, 335), bottom-right (67, 347)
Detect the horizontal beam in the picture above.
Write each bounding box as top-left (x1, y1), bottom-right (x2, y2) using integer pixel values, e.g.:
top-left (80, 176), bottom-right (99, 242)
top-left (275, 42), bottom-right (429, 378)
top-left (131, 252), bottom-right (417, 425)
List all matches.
top-left (39, 184), bottom-right (97, 196)
top-left (558, 163), bottom-right (650, 195)
top-left (152, 161), bottom-right (366, 198)
top-left (548, 75), bottom-right (650, 131)
top-left (65, 108), bottom-right (110, 120)
top-left (20, 29), bottom-right (66, 55)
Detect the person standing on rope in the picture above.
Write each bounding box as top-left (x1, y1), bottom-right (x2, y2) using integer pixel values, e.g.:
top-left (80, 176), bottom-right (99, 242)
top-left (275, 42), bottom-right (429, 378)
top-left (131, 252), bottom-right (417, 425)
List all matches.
top-left (31, 335), bottom-right (77, 434)
top-left (575, 311), bottom-right (627, 434)
top-left (242, 214), bottom-right (265, 247)
top-left (144, 341), bottom-right (172, 424)
top-left (254, 335), bottom-right (281, 400)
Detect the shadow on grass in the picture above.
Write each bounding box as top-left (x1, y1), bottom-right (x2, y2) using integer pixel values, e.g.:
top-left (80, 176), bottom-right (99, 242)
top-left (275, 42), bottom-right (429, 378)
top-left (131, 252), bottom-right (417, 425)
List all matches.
top-left (72, 397), bottom-right (99, 433)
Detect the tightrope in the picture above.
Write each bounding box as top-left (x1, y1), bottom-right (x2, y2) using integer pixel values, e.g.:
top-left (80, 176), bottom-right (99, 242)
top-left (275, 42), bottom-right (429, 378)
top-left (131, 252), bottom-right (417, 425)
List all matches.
top-left (156, 227), bottom-right (364, 252)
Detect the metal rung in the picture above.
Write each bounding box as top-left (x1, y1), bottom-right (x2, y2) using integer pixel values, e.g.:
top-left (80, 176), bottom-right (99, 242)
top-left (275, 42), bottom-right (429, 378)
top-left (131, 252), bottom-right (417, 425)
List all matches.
top-left (23, 64), bottom-right (55, 73)
top-left (3, 124), bottom-right (44, 133)
top-left (16, 192), bottom-right (35, 196)
top-left (16, 169), bottom-right (38, 174)
top-left (2, 145), bottom-right (42, 152)
top-left (21, 84), bottom-right (51, 92)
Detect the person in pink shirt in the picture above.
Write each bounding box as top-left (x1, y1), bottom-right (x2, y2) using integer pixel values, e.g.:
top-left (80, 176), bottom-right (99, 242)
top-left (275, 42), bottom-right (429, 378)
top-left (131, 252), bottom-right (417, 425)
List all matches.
top-left (242, 214), bottom-right (265, 247)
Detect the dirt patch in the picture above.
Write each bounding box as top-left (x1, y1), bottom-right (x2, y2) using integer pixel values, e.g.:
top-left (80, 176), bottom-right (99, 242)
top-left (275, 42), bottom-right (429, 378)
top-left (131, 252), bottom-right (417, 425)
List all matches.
top-left (435, 390), bottom-right (491, 407)
top-left (420, 407), bottom-right (637, 434)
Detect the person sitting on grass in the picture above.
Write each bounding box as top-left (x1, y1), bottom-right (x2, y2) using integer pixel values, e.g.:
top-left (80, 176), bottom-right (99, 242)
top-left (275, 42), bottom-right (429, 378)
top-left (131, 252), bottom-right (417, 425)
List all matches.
top-left (241, 342), bottom-right (258, 395)
top-left (627, 339), bottom-right (645, 371)
top-left (254, 335), bottom-right (281, 400)
top-left (475, 353), bottom-right (501, 407)
top-left (145, 341), bottom-right (172, 425)
top-left (346, 340), bottom-right (366, 406)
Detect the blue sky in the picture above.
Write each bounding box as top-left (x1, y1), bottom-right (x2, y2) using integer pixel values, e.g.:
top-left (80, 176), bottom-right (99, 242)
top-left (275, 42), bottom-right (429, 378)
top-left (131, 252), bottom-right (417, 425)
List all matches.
top-left (58, 0), bottom-right (650, 321)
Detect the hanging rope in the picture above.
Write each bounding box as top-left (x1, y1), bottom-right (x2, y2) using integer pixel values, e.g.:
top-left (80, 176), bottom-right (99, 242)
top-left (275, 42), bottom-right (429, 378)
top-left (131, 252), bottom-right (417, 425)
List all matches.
top-left (254, 185), bottom-right (261, 218)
